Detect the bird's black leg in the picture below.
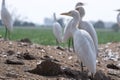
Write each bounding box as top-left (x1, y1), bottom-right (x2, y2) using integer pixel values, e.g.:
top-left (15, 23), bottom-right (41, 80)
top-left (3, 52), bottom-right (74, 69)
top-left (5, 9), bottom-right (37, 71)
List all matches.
top-left (8, 30), bottom-right (10, 40)
top-left (81, 62), bottom-right (84, 72)
top-left (71, 38), bottom-right (75, 52)
top-left (56, 38), bottom-right (59, 47)
top-left (68, 38), bottom-right (71, 51)
top-left (4, 27), bottom-right (7, 40)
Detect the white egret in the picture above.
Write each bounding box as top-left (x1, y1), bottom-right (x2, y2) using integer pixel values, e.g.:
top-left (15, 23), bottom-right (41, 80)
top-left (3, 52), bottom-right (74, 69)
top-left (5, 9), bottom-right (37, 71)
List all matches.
top-left (61, 10), bottom-right (96, 77)
top-left (52, 13), bottom-right (62, 47)
top-left (1, 0), bottom-right (13, 40)
top-left (115, 9), bottom-right (120, 27)
top-left (67, 2), bottom-right (85, 52)
top-left (75, 3), bottom-right (98, 56)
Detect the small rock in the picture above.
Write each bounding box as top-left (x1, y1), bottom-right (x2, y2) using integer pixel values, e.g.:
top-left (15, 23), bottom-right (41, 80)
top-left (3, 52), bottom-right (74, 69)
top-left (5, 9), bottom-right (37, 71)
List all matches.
top-left (42, 55), bottom-right (59, 62)
top-left (9, 41), bottom-right (13, 45)
top-left (56, 46), bottom-right (65, 51)
top-left (6, 71), bottom-right (19, 78)
top-left (40, 49), bottom-right (46, 53)
top-left (62, 67), bottom-right (80, 78)
top-left (23, 52), bottom-right (36, 60)
top-left (17, 52), bottom-right (36, 60)
top-left (5, 59), bottom-right (24, 65)
top-left (94, 70), bottom-right (111, 80)
top-left (107, 63), bottom-right (120, 70)
top-left (68, 56), bottom-right (72, 60)
top-left (43, 55), bottom-right (53, 60)
top-left (7, 50), bottom-right (15, 56)
top-left (108, 69), bottom-right (120, 78)
top-left (19, 38), bottom-right (32, 43)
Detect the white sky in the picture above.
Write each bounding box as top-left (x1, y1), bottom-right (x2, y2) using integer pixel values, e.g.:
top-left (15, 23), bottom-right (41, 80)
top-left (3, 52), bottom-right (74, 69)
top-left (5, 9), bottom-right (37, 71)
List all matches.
top-left (0, 0), bottom-right (120, 24)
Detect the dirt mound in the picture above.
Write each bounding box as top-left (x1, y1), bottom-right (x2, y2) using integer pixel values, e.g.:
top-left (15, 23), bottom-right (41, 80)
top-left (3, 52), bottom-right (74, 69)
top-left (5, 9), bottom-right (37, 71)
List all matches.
top-left (27, 59), bottom-right (62, 76)
top-left (0, 39), bottom-right (120, 80)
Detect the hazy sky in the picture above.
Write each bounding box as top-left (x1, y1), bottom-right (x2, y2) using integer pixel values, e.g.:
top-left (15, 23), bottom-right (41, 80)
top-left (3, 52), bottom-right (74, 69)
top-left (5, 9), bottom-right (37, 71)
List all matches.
top-left (0, 0), bottom-right (120, 24)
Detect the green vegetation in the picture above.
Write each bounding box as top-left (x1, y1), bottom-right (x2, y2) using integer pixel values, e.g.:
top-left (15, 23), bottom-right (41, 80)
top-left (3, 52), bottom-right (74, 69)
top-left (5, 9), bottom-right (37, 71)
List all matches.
top-left (0, 27), bottom-right (120, 46)
top-left (97, 29), bottom-right (120, 44)
top-left (0, 27), bottom-right (56, 45)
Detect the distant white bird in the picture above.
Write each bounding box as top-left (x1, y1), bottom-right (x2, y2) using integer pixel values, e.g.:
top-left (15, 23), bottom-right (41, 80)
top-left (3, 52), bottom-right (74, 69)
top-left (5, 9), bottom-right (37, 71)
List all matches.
top-left (52, 13), bottom-right (62, 47)
top-left (61, 10), bottom-right (96, 77)
top-left (1, 0), bottom-right (13, 40)
top-left (115, 9), bottom-right (120, 27)
top-left (75, 3), bottom-right (98, 56)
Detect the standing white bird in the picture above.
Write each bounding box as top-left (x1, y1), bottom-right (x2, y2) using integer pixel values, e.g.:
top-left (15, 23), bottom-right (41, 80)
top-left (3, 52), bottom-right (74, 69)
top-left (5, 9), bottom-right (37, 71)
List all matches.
top-left (115, 9), bottom-right (120, 27)
top-left (61, 10), bottom-right (96, 77)
top-left (1, 0), bottom-right (13, 40)
top-left (75, 3), bottom-right (98, 56)
top-left (67, 2), bottom-right (85, 52)
top-left (52, 13), bottom-right (62, 47)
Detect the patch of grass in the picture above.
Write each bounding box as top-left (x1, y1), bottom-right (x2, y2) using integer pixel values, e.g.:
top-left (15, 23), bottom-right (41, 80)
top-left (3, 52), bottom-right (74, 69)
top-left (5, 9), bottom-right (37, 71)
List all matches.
top-left (97, 29), bottom-right (120, 44)
top-left (0, 27), bottom-right (66, 46)
top-left (0, 27), bottom-right (120, 46)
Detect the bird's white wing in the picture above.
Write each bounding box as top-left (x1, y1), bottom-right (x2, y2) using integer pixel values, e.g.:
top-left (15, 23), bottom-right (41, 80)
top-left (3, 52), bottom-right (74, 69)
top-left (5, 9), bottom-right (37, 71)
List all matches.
top-left (80, 21), bottom-right (98, 56)
top-left (62, 20), bottom-right (73, 42)
top-left (73, 29), bottom-right (96, 74)
top-left (53, 22), bottom-right (62, 43)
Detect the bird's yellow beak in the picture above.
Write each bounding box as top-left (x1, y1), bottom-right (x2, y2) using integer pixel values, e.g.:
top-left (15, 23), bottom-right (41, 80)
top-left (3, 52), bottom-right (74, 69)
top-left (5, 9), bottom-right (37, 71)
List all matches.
top-left (61, 12), bottom-right (70, 16)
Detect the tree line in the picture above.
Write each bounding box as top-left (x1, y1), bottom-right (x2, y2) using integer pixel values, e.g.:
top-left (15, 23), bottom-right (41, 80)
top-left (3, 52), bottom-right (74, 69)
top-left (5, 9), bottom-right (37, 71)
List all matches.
top-left (0, 20), bottom-right (36, 27)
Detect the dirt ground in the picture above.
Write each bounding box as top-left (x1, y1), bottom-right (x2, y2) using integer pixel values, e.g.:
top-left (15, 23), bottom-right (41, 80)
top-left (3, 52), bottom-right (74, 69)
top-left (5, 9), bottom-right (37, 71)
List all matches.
top-left (0, 38), bottom-right (120, 80)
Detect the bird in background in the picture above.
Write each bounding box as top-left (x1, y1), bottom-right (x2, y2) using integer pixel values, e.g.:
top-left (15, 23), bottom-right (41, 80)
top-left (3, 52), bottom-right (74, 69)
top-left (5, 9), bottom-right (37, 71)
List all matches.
top-left (75, 2), bottom-right (85, 19)
top-left (115, 9), bottom-right (120, 27)
top-left (61, 10), bottom-right (96, 78)
top-left (75, 2), bottom-right (98, 56)
top-left (52, 13), bottom-right (63, 48)
top-left (1, 0), bottom-right (13, 40)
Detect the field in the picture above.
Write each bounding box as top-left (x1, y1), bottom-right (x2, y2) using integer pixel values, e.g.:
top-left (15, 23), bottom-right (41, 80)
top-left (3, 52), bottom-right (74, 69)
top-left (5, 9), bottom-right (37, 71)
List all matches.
top-left (0, 26), bottom-right (120, 45)
top-left (0, 26), bottom-right (120, 80)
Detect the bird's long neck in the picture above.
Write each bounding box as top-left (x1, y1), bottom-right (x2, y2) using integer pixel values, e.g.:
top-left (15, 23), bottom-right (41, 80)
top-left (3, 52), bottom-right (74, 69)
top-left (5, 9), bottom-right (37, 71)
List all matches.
top-left (70, 14), bottom-right (81, 35)
top-left (2, 0), bottom-right (5, 6)
top-left (78, 7), bottom-right (85, 20)
top-left (53, 13), bottom-right (57, 22)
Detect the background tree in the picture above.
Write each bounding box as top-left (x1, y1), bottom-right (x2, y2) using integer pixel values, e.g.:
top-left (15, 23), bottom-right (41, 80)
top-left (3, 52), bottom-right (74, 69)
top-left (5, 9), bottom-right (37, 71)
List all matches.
top-left (112, 23), bottom-right (120, 32)
top-left (94, 20), bottom-right (105, 28)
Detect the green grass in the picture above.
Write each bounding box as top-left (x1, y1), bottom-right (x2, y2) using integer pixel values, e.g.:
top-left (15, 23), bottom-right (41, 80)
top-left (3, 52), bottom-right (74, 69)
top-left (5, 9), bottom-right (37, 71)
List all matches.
top-left (97, 29), bottom-right (120, 44)
top-left (0, 26), bottom-right (67, 46)
top-left (0, 26), bottom-right (120, 46)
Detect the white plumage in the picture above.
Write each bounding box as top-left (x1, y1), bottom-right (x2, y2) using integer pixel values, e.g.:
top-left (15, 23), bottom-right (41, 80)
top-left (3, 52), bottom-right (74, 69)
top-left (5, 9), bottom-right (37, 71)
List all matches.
top-left (62, 20), bottom-right (72, 42)
top-left (115, 9), bottom-right (120, 27)
top-left (75, 2), bottom-right (85, 19)
top-left (52, 13), bottom-right (62, 46)
top-left (1, 0), bottom-right (13, 39)
top-left (75, 4), bottom-right (98, 56)
top-left (61, 10), bottom-right (96, 74)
